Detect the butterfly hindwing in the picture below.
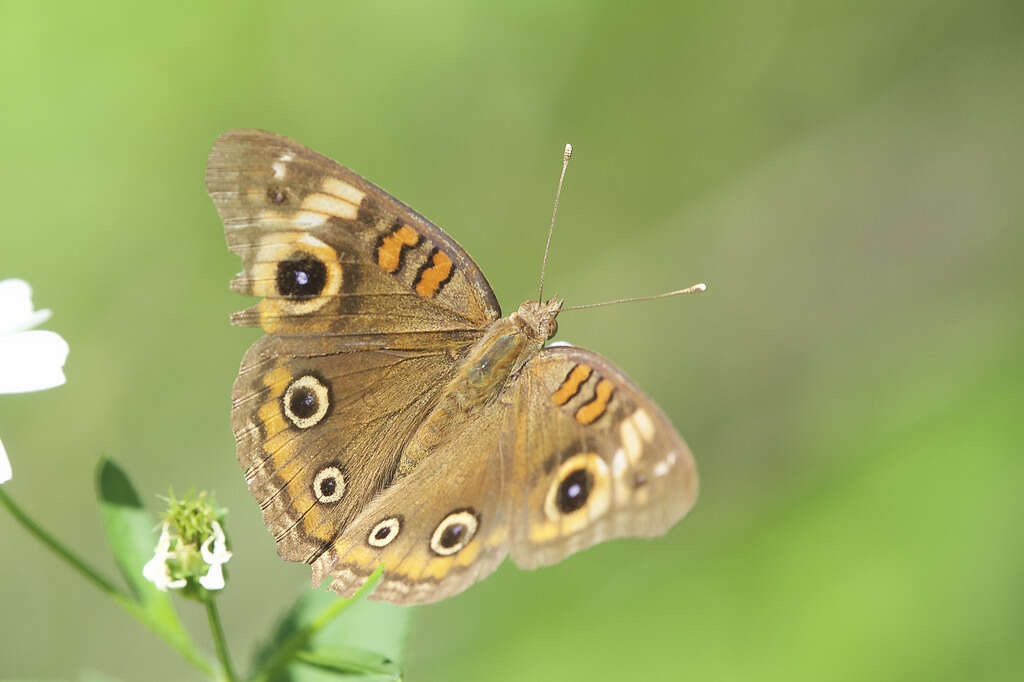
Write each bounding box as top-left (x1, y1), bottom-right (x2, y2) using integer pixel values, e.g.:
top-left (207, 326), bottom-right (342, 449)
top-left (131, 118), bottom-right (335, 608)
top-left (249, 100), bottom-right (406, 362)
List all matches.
top-left (311, 395), bottom-right (514, 605)
top-left (232, 334), bottom-right (462, 564)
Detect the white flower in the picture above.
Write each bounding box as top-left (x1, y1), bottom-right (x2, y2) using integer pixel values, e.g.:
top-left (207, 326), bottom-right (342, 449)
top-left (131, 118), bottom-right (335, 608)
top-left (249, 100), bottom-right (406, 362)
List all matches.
top-left (0, 279), bottom-right (69, 484)
top-left (142, 523), bottom-right (187, 592)
top-left (198, 521), bottom-right (232, 591)
top-left (142, 518), bottom-right (232, 592)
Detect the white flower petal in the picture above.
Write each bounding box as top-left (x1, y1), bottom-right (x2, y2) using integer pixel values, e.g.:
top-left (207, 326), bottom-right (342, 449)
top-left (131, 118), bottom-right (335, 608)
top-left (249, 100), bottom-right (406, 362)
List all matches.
top-left (0, 437), bottom-right (11, 484)
top-left (154, 523), bottom-right (173, 554)
top-left (198, 563), bottom-right (226, 590)
top-left (0, 330), bottom-right (69, 394)
top-left (142, 553), bottom-right (185, 592)
top-left (142, 524), bottom-right (181, 591)
top-left (0, 279), bottom-right (52, 335)
top-left (200, 520), bottom-right (232, 565)
top-left (142, 555), bottom-right (169, 590)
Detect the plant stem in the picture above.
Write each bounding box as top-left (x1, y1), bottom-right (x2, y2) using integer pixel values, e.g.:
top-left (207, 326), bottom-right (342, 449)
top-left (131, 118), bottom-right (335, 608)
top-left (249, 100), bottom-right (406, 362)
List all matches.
top-left (249, 565), bottom-right (385, 682)
top-left (204, 595), bottom-right (239, 682)
top-left (0, 487), bottom-right (121, 595)
top-left (0, 487), bottom-right (215, 677)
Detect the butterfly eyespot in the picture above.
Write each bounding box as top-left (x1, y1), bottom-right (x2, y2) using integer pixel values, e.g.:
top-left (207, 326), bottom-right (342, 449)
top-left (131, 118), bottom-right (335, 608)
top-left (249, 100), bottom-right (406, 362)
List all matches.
top-left (277, 256), bottom-right (327, 299)
top-left (312, 465), bottom-right (346, 504)
top-left (544, 453), bottom-right (611, 524)
top-left (282, 375), bottom-right (331, 429)
top-left (556, 468), bottom-right (592, 513)
top-left (266, 186), bottom-right (288, 204)
top-left (368, 517), bottom-right (402, 548)
top-left (249, 232), bottom-right (344, 323)
top-left (429, 509), bottom-right (479, 556)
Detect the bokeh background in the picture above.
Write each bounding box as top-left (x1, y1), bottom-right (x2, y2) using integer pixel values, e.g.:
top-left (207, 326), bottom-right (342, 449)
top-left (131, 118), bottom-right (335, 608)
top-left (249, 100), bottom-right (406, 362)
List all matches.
top-left (2, 1), bottom-right (1022, 680)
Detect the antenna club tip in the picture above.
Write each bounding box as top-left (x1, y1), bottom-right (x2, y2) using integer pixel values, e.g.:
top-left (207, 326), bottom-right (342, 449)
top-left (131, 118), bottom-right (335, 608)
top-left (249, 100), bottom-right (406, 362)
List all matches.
top-left (563, 143), bottom-right (573, 161)
top-left (694, 283), bottom-right (707, 292)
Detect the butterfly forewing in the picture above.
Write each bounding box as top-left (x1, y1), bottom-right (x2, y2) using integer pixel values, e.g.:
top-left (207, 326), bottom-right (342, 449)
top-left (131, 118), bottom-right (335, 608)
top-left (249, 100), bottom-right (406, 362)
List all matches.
top-left (206, 129), bottom-right (501, 337)
top-left (508, 346), bottom-right (698, 569)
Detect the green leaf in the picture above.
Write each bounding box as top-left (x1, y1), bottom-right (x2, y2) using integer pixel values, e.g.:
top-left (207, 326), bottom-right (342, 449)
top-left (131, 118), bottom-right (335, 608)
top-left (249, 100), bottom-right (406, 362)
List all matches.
top-left (94, 458), bottom-right (196, 659)
top-left (296, 646), bottom-right (401, 679)
top-left (249, 567), bottom-right (407, 681)
top-left (306, 597), bottom-right (409, 670)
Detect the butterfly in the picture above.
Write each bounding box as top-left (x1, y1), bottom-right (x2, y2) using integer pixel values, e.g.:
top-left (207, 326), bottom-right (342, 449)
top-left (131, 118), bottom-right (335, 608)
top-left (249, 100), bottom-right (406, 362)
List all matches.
top-left (205, 130), bottom-right (699, 604)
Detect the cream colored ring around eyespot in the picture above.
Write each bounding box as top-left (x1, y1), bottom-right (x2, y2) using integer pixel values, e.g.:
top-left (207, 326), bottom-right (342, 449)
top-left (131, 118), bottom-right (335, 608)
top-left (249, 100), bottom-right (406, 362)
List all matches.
top-left (251, 232), bottom-right (343, 315)
top-left (282, 375), bottom-right (330, 429)
top-left (312, 466), bottom-right (345, 504)
top-left (367, 517), bottom-right (401, 548)
top-left (429, 510), bottom-right (479, 556)
top-left (543, 453), bottom-right (611, 525)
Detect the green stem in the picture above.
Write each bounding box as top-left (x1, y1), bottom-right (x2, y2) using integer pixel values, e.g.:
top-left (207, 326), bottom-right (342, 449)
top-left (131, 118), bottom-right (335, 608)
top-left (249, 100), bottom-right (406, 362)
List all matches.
top-left (0, 487), bottom-right (215, 677)
top-left (205, 595), bottom-right (239, 682)
top-left (249, 565), bottom-right (385, 682)
top-left (0, 486), bottom-right (121, 595)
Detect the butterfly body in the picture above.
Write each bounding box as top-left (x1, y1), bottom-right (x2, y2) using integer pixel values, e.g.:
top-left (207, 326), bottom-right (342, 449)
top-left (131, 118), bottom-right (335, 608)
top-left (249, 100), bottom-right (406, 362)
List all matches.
top-left (396, 298), bottom-right (560, 478)
top-left (206, 130), bottom-right (698, 604)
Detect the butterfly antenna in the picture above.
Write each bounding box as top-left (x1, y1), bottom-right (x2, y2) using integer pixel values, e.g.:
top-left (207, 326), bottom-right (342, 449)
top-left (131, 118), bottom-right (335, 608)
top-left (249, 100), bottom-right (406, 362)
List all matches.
top-left (562, 282), bottom-right (707, 311)
top-left (537, 143), bottom-right (573, 302)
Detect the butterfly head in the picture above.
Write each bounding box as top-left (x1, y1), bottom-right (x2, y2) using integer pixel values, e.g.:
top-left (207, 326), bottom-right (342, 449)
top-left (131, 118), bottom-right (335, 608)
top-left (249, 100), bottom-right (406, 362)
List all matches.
top-left (515, 297), bottom-right (563, 341)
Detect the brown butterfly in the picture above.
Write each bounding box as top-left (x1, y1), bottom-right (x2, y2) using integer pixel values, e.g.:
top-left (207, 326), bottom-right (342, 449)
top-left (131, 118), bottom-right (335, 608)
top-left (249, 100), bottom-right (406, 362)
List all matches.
top-left (205, 130), bottom-right (700, 604)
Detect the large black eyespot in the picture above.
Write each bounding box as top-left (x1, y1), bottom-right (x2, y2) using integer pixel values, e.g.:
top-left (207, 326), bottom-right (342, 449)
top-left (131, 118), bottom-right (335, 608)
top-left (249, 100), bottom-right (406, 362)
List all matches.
top-left (277, 256), bottom-right (327, 299)
top-left (556, 468), bottom-right (592, 514)
top-left (429, 509), bottom-right (479, 556)
top-left (288, 386), bottom-right (318, 419)
top-left (440, 523), bottom-right (466, 548)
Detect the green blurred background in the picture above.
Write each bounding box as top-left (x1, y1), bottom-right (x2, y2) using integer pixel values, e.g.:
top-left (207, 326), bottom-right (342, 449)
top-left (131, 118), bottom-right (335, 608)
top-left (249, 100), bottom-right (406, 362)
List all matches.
top-left (2, 1), bottom-right (1022, 680)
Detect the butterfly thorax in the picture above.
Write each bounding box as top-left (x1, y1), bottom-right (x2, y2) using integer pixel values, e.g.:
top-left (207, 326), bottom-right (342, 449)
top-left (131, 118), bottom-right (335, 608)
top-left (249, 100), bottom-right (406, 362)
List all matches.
top-left (459, 297), bottom-right (562, 406)
top-left (394, 298), bottom-right (562, 478)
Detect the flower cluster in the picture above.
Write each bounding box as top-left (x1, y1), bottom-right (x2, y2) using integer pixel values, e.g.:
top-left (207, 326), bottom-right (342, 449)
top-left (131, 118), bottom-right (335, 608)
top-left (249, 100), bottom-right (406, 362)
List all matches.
top-left (142, 492), bottom-right (232, 593)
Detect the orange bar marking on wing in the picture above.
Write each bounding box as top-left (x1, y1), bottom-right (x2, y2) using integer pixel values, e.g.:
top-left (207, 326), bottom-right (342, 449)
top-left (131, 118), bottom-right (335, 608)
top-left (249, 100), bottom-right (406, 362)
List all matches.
top-left (575, 379), bottom-right (615, 425)
top-left (376, 224), bottom-right (420, 273)
top-left (552, 364), bottom-right (592, 405)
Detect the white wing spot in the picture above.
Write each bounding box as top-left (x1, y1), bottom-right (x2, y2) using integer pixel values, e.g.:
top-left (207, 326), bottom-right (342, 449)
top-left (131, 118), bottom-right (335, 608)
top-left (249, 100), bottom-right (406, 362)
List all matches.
top-left (652, 452), bottom-right (678, 478)
top-left (301, 193), bottom-right (359, 220)
top-left (292, 210), bottom-right (329, 228)
top-left (633, 409), bottom-right (655, 441)
top-left (322, 177), bottom-right (366, 205)
top-left (612, 449), bottom-right (628, 476)
top-left (620, 420), bottom-right (642, 464)
top-left (272, 161), bottom-right (286, 179)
